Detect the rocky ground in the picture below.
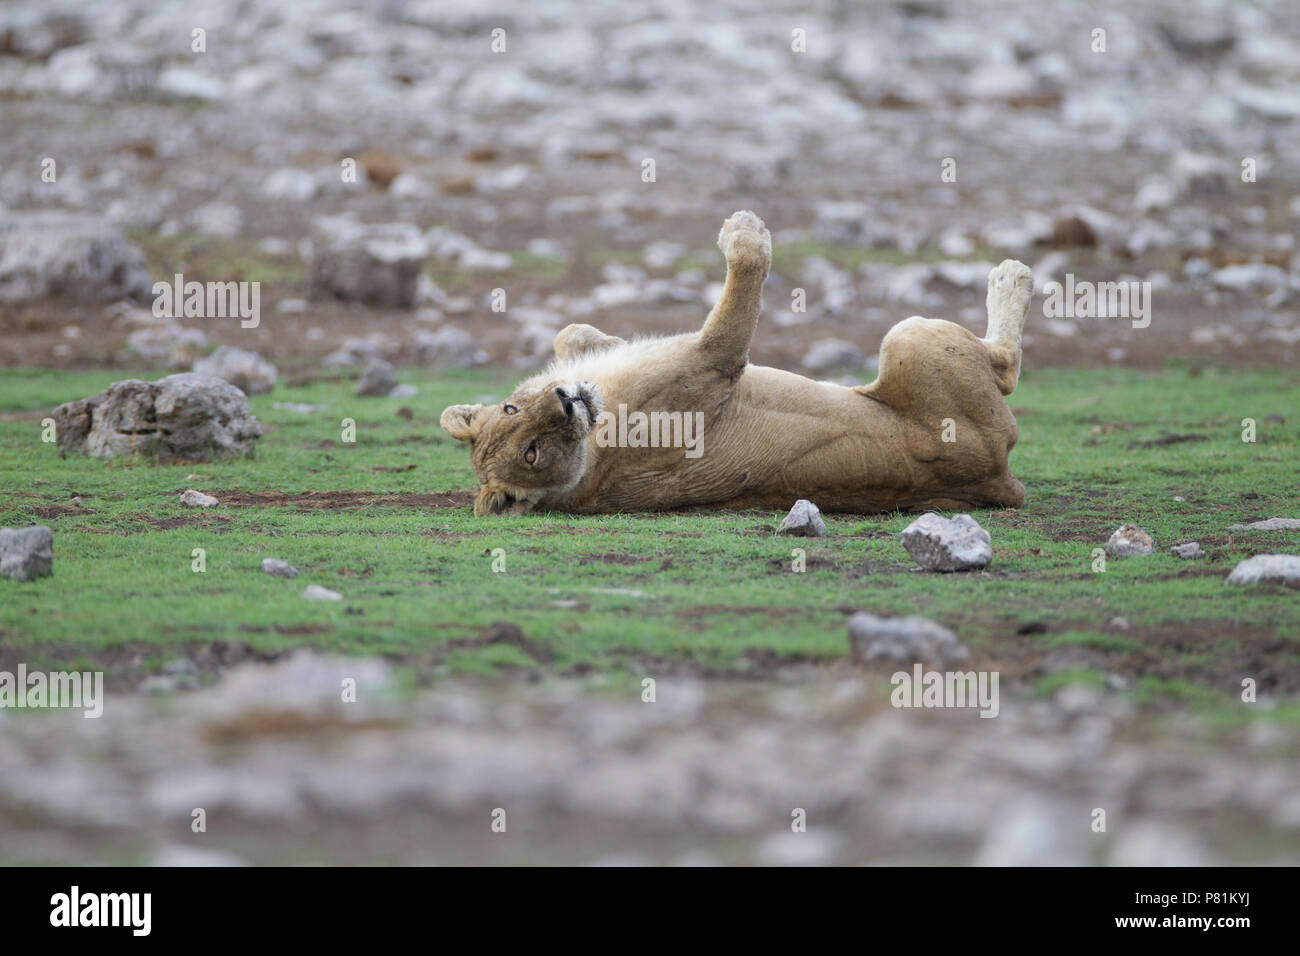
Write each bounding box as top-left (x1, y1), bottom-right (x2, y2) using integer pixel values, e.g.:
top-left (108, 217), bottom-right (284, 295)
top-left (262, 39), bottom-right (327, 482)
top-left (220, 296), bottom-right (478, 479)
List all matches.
top-left (1, 0), bottom-right (1299, 373)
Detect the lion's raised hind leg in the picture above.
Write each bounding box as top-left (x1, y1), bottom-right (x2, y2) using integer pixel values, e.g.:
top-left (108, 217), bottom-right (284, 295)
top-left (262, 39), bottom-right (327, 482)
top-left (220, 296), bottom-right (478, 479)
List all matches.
top-left (982, 259), bottom-right (1033, 395)
top-left (698, 210), bottom-right (771, 374)
top-left (554, 323), bottom-right (625, 362)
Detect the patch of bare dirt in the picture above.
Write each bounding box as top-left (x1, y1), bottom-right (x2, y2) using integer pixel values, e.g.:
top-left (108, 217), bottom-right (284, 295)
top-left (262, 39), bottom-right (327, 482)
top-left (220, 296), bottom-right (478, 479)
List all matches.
top-left (212, 489), bottom-right (474, 509)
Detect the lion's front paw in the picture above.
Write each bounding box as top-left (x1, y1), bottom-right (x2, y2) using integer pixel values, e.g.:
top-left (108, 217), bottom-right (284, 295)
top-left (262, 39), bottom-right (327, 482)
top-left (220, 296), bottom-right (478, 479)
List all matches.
top-left (717, 210), bottom-right (771, 274)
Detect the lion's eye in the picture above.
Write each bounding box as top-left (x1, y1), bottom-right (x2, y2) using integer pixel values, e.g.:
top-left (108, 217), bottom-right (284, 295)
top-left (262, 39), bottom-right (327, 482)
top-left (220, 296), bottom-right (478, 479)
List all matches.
top-left (524, 442), bottom-right (537, 465)
top-left (503, 404), bottom-right (518, 415)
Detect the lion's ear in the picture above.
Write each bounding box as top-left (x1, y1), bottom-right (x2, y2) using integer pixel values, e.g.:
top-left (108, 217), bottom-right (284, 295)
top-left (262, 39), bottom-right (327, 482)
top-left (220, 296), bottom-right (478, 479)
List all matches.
top-left (441, 404), bottom-right (486, 442)
top-left (474, 485), bottom-right (516, 516)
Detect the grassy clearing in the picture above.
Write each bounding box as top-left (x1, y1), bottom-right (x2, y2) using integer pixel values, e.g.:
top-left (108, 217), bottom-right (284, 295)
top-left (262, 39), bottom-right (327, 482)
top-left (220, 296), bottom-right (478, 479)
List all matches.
top-left (0, 363), bottom-right (1296, 714)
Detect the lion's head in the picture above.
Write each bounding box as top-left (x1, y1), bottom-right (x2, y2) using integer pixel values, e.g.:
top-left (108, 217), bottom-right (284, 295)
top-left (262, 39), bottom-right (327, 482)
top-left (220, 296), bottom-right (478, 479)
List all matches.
top-left (441, 381), bottom-right (602, 515)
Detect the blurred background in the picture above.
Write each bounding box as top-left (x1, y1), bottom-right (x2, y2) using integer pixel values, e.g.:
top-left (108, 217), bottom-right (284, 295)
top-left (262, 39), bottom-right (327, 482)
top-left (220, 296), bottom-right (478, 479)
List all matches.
top-left (1, 0), bottom-right (1298, 372)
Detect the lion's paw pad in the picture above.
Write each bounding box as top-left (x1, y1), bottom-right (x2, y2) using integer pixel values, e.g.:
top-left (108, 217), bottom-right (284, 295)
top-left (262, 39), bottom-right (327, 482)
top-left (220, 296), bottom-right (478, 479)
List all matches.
top-left (988, 259), bottom-right (1032, 290)
top-left (717, 210), bottom-right (771, 265)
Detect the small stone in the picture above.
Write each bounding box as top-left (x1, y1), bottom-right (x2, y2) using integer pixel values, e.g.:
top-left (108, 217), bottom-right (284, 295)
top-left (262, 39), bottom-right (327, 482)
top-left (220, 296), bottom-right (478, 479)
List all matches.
top-left (800, 338), bottom-right (864, 373)
top-left (355, 360), bottom-right (398, 397)
top-left (387, 383), bottom-right (419, 399)
top-left (847, 612), bottom-right (969, 668)
top-left (1226, 554), bottom-right (1300, 586)
top-left (1228, 517), bottom-right (1300, 532)
top-left (901, 512), bottom-right (993, 571)
top-left (1106, 524), bottom-right (1154, 557)
top-left (192, 346), bottom-right (277, 395)
top-left (261, 558), bottom-right (299, 579)
top-left (411, 326), bottom-right (488, 369)
top-left (303, 584), bottom-right (343, 602)
top-left (777, 499), bottom-right (826, 537)
top-left (179, 489), bottom-right (218, 508)
top-left (0, 525), bottom-right (54, 581)
top-left (1171, 542), bottom-right (1205, 559)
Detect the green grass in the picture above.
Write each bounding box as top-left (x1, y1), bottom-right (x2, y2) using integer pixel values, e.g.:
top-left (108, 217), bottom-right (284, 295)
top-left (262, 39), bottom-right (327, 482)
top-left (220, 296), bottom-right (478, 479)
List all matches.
top-left (0, 363), bottom-right (1297, 716)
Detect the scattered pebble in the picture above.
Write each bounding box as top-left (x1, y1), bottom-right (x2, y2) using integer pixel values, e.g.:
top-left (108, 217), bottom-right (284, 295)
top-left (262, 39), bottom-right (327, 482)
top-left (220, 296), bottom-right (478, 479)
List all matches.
top-left (847, 612), bottom-right (969, 668)
top-left (261, 558), bottom-right (299, 579)
top-left (777, 499), bottom-right (826, 537)
top-left (1106, 524), bottom-right (1154, 557)
top-left (901, 512), bottom-right (992, 572)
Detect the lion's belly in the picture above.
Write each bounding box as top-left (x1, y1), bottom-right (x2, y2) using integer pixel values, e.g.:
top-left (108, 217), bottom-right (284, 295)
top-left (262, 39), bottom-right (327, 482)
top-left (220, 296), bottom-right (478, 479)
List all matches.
top-left (571, 364), bottom-right (934, 512)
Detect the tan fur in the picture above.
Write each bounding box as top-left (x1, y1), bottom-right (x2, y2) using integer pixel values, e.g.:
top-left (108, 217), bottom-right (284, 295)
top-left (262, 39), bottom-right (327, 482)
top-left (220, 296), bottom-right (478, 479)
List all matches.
top-left (441, 211), bottom-right (1031, 516)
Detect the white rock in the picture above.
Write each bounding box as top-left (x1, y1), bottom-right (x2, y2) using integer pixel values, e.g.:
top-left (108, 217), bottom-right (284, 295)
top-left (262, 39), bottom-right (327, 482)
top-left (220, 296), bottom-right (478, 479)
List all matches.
top-left (261, 558), bottom-right (299, 579)
top-left (1106, 524), bottom-right (1154, 557)
top-left (847, 612), bottom-right (969, 667)
top-left (777, 499), bottom-right (826, 537)
top-left (180, 489), bottom-right (218, 508)
top-left (1171, 542), bottom-right (1205, 560)
top-left (901, 513), bottom-right (993, 572)
top-left (192, 346), bottom-right (277, 395)
top-left (1226, 554), bottom-right (1300, 586)
top-left (303, 584), bottom-right (344, 602)
top-left (1228, 518), bottom-right (1300, 532)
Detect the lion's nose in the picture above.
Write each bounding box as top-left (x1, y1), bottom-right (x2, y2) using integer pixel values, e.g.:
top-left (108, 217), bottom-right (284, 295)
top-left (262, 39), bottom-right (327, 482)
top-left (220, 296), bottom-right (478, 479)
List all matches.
top-left (555, 386), bottom-right (575, 418)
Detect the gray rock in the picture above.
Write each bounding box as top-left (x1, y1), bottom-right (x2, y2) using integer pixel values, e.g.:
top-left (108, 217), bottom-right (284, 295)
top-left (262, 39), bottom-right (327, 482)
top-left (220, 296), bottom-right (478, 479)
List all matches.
top-left (192, 346), bottom-right (277, 395)
top-left (309, 217), bottom-right (428, 308)
top-left (0, 211), bottom-right (151, 303)
top-left (261, 558), bottom-right (299, 579)
top-left (321, 337), bottom-right (383, 369)
top-left (847, 612), bottom-right (969, 667)
top-left (1229, 518), bottom-right (1300, 532)
top-left (355, 359), bottom-right (398, 397)
top-left (53, 373), bottom-right (263, 462)
top-left (411, 326), bottom-right (488, 369)
top-left (777, 499), bottom-right (826, 537)
top-left (1106, 524), bottom-right (1154, 557)
top-left (901, 513), bottom-right (992, 571)
top-left (1226, 554), bottom-right (1300, 586)
top-left (0, 525), bottom-right (54, 581)
top-left (387, 384), bottom-right (419, 399)
top-left (179, 489), bottom-right (218, 508)
top-left (1171, 542), bottom-right (1205, 559)
top-left (123, 322), bottom-right (209, 368)
top-left (302, 585), bottom-right (343, 602)
top-left (800, 338), bottom-right (864, 373)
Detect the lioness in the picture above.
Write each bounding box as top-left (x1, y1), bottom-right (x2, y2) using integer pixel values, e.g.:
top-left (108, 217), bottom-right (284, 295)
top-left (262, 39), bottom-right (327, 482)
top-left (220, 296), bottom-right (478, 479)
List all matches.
top-left (442, 211), bottom-right (1031, 516)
